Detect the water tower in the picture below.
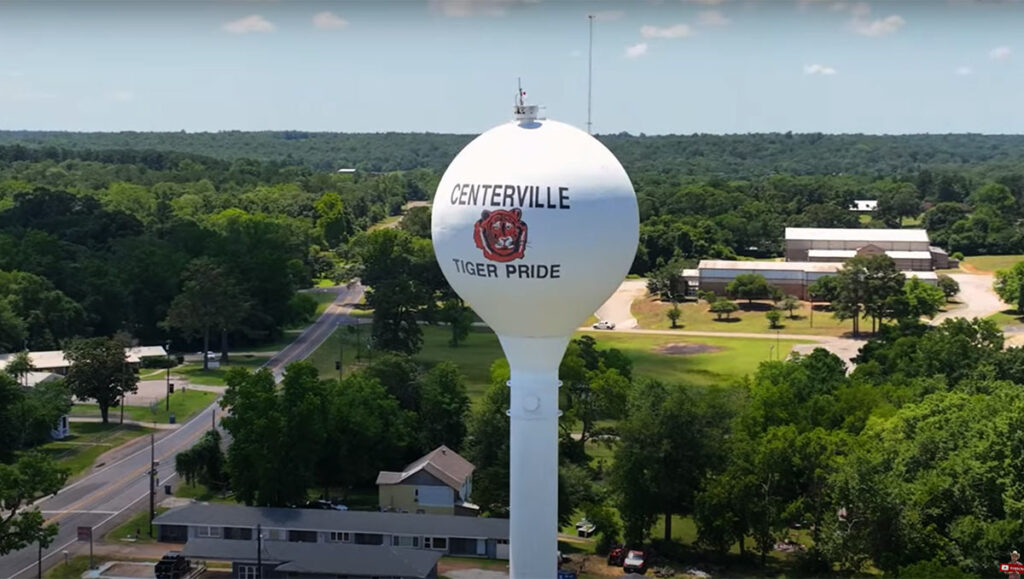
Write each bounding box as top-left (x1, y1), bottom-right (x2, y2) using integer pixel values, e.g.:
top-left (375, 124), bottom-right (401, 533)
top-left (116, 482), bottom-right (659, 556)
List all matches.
top-left (432, 87), bottom-right (639, 578)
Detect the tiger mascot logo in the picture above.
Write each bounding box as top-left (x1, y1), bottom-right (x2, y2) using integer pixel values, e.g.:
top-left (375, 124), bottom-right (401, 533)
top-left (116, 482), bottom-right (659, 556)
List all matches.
top-left (473, 208), bottom-right (528, 262)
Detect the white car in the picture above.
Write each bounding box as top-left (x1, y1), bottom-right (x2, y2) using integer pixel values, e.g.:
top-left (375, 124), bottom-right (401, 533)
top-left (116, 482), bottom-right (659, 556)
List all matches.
top-left (592, 320), bottom-right (616, 330)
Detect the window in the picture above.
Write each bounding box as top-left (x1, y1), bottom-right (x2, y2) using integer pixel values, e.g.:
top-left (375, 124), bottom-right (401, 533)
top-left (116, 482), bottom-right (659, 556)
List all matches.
top-left (238, 565), bottom-right (258, 579)
top-left (329, 531), bottom-right (350, 543)
top-left (223, 527), bottom-right (253, 541)
top-left (424, 537), bottom-right (447, 550)
top-left (196, 526), bottom-right (221, 538)
top-left (354, 533), bottom-right (384, 545)
top-left (287, 530), bottom-right (318, 543)
top-left (392, 535), bottom-right (419, 548)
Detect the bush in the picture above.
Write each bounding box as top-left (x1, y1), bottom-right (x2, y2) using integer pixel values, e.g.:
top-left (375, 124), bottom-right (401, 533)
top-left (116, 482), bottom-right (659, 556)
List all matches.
top-left (937, 274), bottom-right (960, 299)
top-left (140, 356), bottom-right (175, 369)
top-left (951, 251), bottom-right (965, 261)
top-left (286, 292), bottom-right (319, 325)
top-left (709, 299), bottom-right (739, 320)
top-left (766, 309), bottom-right (782, 328)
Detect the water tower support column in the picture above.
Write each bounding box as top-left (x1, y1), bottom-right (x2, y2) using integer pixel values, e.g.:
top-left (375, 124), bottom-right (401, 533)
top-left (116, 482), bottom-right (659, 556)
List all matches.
top-left (501, 335), bottom-right (569, 579)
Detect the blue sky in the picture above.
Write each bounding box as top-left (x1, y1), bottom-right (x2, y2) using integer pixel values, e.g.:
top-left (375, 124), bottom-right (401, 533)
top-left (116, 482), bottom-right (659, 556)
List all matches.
top-left (0, 0), bottom-right (1021, 135)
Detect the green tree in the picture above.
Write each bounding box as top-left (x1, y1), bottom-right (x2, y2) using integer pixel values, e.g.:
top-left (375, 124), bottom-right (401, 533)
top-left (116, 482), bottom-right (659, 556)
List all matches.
top-left (833, 255), bottom-right (905, 336)
top-left (709, 298), bottom-right (739, 320)
top-left (314, 192), bottom-right (354, 248)
top-left (4, 351), bottom-right (33, 387)
top-left (766, 309), bottom-right (782, 328)
top-left (399, 205), bottom-right (431, 238)
top-left (175, 430), bottom-right (226, 490)
top-left (0, 452), bottom-right (68, 556)
top-left (464, 361), bottom-right (511, 516)
top-left (63, 336), bottom-right (137, 424)
top-left (439, 298), bottom-right (474, 347)
top-left (937, 274), bottom-right (960, 300)
top-left (666, 304), bottom-right (681, 328)
top-left (419, 362), bottom-right (471, 452)
top-left (646, 258), bottom-right (690, 303)
top-left (779, 295), bottom-right (800, 318)
top-left (363, 353), bottom-right (421, 412)
top-left (897, 276), bottom-right (946, 320)
top-left (808, 275), bottom-right (840, 304)
top-left (164, 257), bottom-right (251, 369)
top-left (994, 261), bottom-right (1024, 313)
top-left (726, 273), bottom-right (774, 306)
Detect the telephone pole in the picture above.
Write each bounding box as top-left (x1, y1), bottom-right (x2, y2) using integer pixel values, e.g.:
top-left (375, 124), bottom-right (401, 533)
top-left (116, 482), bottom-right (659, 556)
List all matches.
top-left (148, 433), bottom-right (156, 537)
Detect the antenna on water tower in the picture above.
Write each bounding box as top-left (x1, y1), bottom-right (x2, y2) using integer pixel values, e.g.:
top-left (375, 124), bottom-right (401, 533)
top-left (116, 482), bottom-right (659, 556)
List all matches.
top-left (587, 14), bottom-right (594, 135)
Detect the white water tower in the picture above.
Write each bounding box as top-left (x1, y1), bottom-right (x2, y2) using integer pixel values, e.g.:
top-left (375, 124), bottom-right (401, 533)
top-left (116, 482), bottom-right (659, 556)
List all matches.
top-left (432, 88), bottom-right (639, 578)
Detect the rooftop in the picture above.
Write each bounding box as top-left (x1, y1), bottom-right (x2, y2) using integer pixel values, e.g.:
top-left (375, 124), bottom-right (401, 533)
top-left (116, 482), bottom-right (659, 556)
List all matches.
top-left (697, 260), bottom-right (846, 273)
top-left (182, 538), bottom-right (441, 578)
top-left (0, 346), bottom-right (167, 372)
top-left (377, 445), bottom-right (474, 490)
top-left (785, 227), bottom-right (930, 243)
top-left (806, 249), bottom-right (933, 260)
top-left (154, 503), bottom-right (509, 540)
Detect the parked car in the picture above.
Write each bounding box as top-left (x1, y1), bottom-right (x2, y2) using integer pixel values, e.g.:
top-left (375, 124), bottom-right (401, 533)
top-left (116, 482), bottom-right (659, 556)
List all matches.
top-left (301, 499), bottom-right (347, 511)
top-left (623, 550), bottom-right (647, 575)
top-left (592, 320), bottom-right (615, 330)
top-left (155, 551), bottom-right (191, 579)
top-left (607, 546), bottom-right (626, 566)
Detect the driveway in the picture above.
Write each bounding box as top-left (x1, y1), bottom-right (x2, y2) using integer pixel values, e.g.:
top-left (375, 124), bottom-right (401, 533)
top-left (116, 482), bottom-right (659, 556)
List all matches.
top-left (931, 273), bottom-right (1008, 325)
top-left (593, 280), bottom-right (648, 329)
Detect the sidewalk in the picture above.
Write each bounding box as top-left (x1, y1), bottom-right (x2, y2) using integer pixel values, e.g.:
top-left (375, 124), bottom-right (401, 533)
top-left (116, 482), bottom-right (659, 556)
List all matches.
top-left (69, 417), bottom-right (180, 430)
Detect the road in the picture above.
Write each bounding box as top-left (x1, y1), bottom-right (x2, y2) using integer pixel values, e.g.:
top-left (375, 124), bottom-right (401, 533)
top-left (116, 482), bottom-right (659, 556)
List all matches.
top-left (930, 272), bottom-right (1008, 325)
top-left (0, 283), bottom-right (364, 579)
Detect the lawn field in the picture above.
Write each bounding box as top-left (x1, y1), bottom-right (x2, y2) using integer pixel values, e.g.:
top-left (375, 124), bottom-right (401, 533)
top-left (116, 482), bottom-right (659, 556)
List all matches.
top-left (70, 389), bottom-right (219, 424)
top-left (308, 324), bottom-right (810, 402)
top-left (962, 255), bottom-right (1024, 273)
top-left (988, 308), bottom-right (1024, 328)
top-left (36, 423), bottom-right (153, 478)
top-left (105, 506), bottom-right (169, 544)
top-left (633, 296), bottom-right (850, 337)
top-left (174, 355), bottom-right (271, 386)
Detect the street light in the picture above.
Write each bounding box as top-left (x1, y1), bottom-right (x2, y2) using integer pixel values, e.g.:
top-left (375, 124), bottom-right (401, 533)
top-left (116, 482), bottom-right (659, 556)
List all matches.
top-left (165, 340), bottom-right (172, 413)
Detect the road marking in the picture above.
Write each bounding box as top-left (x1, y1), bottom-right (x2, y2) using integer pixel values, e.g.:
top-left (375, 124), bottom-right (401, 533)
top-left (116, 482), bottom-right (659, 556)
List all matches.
top-left (11, 474), bottom-right (178, 579)
top-left (40, 510), bottom-right (117, 515)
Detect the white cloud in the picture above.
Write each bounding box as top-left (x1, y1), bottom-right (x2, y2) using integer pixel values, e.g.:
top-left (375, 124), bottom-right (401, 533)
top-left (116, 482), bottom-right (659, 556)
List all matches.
top-left (593, 10), bottom-right (624, 21)
top-left (697, 9), bottom-right (730, 26)
top-left (804, 63), bottom-right (838, 75)
top-left (313, 11), bottom-right (348, 29)
top-left (641, 24), bottom-right (692, 38)
top-left (625, 42), bottom-right (649, 58)
top-left (223, 14), bottom-right (275, 33)
top-left (849, 2), bottom-right (871, 17)
top-left (990, 45), bottom-right (1012, 59)
top-left (955, 65), bottom-right (973, 75)
top-left (427, 0), bottom-right (536, 18)
top-left (851, 14), bottom-right (905, 36)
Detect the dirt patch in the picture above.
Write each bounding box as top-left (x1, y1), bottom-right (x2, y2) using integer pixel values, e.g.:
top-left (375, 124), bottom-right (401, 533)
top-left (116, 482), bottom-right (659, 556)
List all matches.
top-left (655, 343), bottom-right (724, 356)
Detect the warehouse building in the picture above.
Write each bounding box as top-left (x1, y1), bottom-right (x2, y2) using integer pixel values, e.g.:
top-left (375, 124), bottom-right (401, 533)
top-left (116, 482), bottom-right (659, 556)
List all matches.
top-left (784, 227), bottom-right (951, 271)
top-left (684, 260), bottom-right (938, 300)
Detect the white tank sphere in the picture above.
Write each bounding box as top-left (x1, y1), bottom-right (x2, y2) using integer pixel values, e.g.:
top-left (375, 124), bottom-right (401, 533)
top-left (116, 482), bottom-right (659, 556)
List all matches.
top-left (432, 113), bottom-right (639, 338)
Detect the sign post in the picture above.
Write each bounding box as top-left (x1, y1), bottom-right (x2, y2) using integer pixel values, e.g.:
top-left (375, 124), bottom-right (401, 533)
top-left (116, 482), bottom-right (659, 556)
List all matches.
top-left (76, 526), bottom-right (93, 569)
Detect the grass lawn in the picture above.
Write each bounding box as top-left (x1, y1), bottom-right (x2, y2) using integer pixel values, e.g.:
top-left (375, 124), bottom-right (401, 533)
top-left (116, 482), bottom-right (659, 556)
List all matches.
top-left (70, 390), bottom-right (219, 425)
top-left (962, 254), bottom-right (1024, 273)
top-left (137, 368), bottom-right (167, 381)
top-left (174, 355), bottom-right (271, 386)
top-left (304, 289), bottom-right (337, 317)
top-left (45, 556), bottom-right (109, 579)
top-left (633, 296), bottom-right (849, 337)
top-left (988, 308), bottom-right (1024, 328)
top-left (105, 506), bottom-right (169, 544)
top-left (369, 215), bottom-right (402, 230)
top-left (309, 324), bottom-right (810, 404)
top-left (36, 423), bottom-right (153, 478)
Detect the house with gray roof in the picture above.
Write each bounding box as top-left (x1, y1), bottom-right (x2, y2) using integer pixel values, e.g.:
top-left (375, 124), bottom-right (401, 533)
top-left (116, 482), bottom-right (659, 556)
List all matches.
top-left (376, 445), bottom-right (478, 516)
top-left (181, 538), bottom-right (442, 579)
top-left (153, 502), bottom-right (510, 562)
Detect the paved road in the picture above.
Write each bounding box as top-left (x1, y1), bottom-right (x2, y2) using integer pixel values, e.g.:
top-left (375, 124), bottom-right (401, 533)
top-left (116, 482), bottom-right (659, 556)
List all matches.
top-left (931, 272), bottom-right (1008, 325)
top-left (0, 283), bottom-right (364, 579)
top-left (593, 280), bottom-right (647, 330)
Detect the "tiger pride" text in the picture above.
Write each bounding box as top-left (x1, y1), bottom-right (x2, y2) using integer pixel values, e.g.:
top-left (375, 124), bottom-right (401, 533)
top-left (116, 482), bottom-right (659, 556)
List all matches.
top-left (451, 258), bottom-right (561, 279)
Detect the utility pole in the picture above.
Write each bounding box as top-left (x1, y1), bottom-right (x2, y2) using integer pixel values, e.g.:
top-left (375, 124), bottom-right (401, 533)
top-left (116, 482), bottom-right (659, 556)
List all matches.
top-left (165, 340), bottom-right (172, 412)
top-left (148, 433), bottom-right (156, 537)
top-left (587, 13), bottom-right (594, 135)
top-left (337, 323), bottom-right (343, 381)
top-left (256, 524), bottom-right (263, 579)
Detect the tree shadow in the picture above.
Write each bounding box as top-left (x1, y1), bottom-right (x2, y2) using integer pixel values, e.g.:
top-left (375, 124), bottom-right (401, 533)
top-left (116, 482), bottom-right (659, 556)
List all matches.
top-left (739, 302), bottom-right (774, 312)
top-left (712, 317), bottom-right (742, 323)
